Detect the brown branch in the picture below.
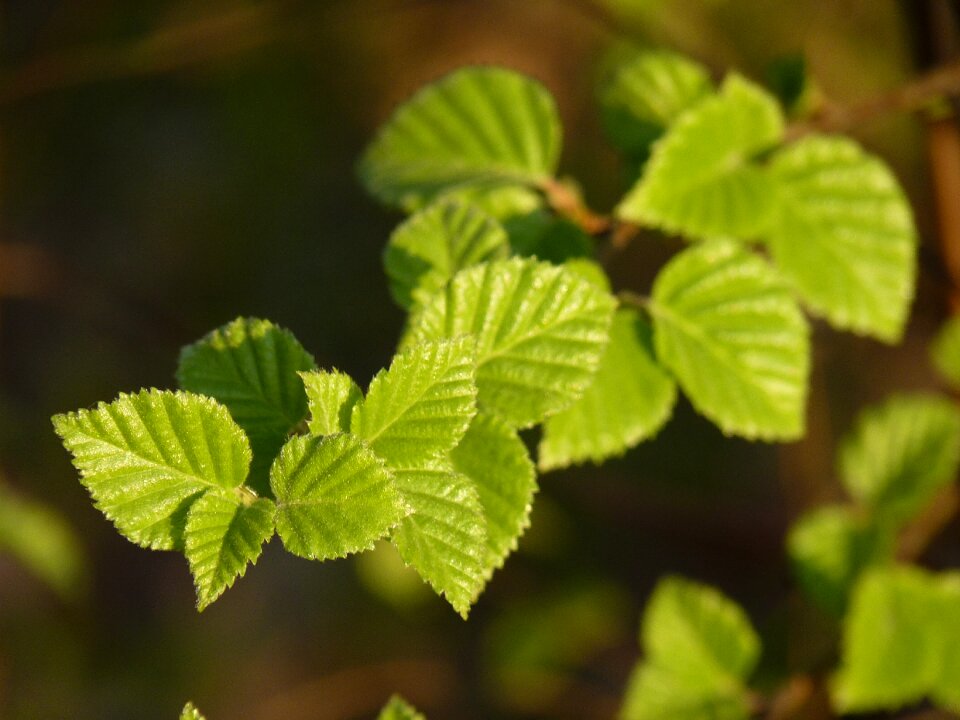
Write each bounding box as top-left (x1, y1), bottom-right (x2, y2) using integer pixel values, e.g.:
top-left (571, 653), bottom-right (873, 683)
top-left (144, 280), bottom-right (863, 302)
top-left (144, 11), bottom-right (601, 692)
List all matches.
top-left (538, 177), bottom-right (612, 235)
top-left (0, 4), bottom-right (284, 105)
top-left (785, 57), bottom-right (960, 141)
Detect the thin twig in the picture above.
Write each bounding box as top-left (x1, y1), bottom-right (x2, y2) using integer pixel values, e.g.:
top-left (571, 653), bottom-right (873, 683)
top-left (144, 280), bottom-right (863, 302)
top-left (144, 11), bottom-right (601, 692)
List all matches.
top-left (538, 177), bottom-right (612, 235)
top-left (785, 57), bottom-right (960, 141)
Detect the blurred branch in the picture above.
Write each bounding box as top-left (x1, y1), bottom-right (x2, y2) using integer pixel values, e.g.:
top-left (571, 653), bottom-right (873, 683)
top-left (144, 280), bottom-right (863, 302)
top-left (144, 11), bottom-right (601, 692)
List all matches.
top-left (0, 4), bottom-right (285, 105)
top-left (784, 57), bottom-right (960, 141)
top-left (252, 659), bottom-right (457, 720)
top-left (0, 243), bottom-right (63, 299)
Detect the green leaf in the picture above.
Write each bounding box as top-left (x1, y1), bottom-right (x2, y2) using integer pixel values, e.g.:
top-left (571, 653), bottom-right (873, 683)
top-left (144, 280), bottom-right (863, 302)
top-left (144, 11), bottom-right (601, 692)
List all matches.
top-left (642, 576), bottom-right (760, 684)
top-left (600, 49), bottom-right (712, 161)
top-left (389, 463), bottom-right (487, 618)
top-left (833, 567), bottom-right (945, 712)
top-left (177, 317), bottom-right (317, 494)
top-left (180, 702), bottom-right (206, 720)
top-left (621, 663), bottom-right (750, 720)
top-left (271, 434), bottom-right (406, 561)
top-left (932, 574), bottom-right (960, 712)
top-left (839, 394), bottom-right (960, 525)
top-left (300, 370), bottom-right (363, 436)
top-left (359, 66), bottom-right (561, 210)
top-left (621, 576), bottom-right (759, 720)
top-left (384, 199), bottom-right (510, 309)
top-left (0, 483), bottom-right (87, 600)
top-left (931, 315), bottom-right (960, 389)
top-left (650, 239), bottom-right (809, 440)
top-left (787, 505), bottom-right (893, 616)
top-left (379, 695), bottom-right (426, 720)
top-left (617, 74), bottom-right (784, 239)
top-left (406, 258), bottom-right (617, 428)
top-left (184, 492), bottom-right (275, 610)
top-left (539, 308), bottom-right (677, 469)
top-left (450, 412), bottom-right (536, 575)
top-left (53, 390), bottom-right (252, 550)
top-left (351, 338), bottom-right (477, 467)
top-left (767, 136), bottom-right (917, 342)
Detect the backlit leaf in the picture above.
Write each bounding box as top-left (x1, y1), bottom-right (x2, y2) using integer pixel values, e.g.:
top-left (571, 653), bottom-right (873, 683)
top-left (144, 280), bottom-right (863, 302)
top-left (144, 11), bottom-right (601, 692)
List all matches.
top-left (406, 258), bottom-right (616, 428)
top-left (767, 135), bottom-right (917, 342)
top-left (451, 412), bottom-right (536, 575)
top-left (300, 370), bottom-right (363, 436)
top-left (617, 75), bottom-right (784, 239)
top-left (389, 463), bottom-right (487, 618)
top-left (184, 491), bottom-right (275, 610)
top-left (540, 308), bottom-right (676, 469)
top-left (351, 338), bottom-right (477, 467)
top-left (177, 317), bottom-right (317, 494)
top-left (384, 199), bottom-right (509, 309)
top-left (53, 390), bottom-right (251, 550)
top-left (271, 434), bottom-right (406, 561)
top-left (359, 67), bottom-right (561, 210)
top-left (650, 239), bottom-right (809, 440)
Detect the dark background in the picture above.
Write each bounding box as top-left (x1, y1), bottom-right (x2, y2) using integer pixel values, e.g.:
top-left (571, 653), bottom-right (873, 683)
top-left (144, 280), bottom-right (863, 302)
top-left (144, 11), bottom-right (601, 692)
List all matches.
top-left (0, 1), bottom-right (956, 718)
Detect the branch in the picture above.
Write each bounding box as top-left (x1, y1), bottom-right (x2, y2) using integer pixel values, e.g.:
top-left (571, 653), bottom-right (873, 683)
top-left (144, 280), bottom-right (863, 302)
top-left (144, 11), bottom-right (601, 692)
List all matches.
top-left (785, 58), bottom-right (960, 141)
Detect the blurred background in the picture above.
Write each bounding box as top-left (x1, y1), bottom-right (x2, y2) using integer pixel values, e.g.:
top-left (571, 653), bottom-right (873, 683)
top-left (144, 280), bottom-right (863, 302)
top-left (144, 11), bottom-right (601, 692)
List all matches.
top-left (0, 1), bottom-right (958, 718)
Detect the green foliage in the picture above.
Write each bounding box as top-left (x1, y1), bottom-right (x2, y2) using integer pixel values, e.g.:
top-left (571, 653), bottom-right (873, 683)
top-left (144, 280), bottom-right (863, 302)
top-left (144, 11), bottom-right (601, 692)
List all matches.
top-left (767, 136), bottom-right (917, 342)
top-left (599, 48), bottom-right (712, 165)
top-left (787, 505), bottom-right (893, 616)
top-left (931, 314), bottom-right (960, 388)
top-left (179, 702), bottom-right (206, 720)
top-left (388, 462), bottom-right (487, 618)
top-left (177, 317), bottom-right (317, 494)
top-left (406, 257), bottom-right (616, 428)
top-left (185, 493), bottom-right (275, 610)
top-left (834, 566), bottom-right (960, 713)
top-left (378, 695), bottom-right (426, 720)
top-left (650, 239), bottom-right (809, 439)
top-left (52, 53), bottom-right (930, 664)
top-left (352, 338), bottom-right (477, 466)
top-left (540, 308), bottom-right (676, 469)
top-left (621, 576), bottom-right (760, 720)
top-left (300, 369), bottom-right (363, 436)
top-left (617, 74), bottom-right (784, 239)
top-left (359, 66), bottom-right (561, 210)
top-left (384, 199), bottom-right (510, 309)
top-left (271, 434), bottom-right (406, 561)
top-left (53, 390), bottom-right (252, 551)
top-left (839, 393), bottom-right (960, 525)
top-left (450, 412), bottom-right (536, 575)
top-left (0, 483), bottom-right (87, 599)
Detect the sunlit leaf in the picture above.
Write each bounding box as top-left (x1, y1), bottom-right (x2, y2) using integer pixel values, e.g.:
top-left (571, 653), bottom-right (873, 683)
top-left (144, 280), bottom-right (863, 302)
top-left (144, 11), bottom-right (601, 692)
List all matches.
top-left (540, 308), bottom-right (676, 469)
top-left (352, 338), bottom-right (477, 467)
top-left (379, 695), bottom-right (426, 720)
top-left (617, 75), bottom-right (783, 239)
top-left (767, 136), bottom-right (917, 342)
top-left (300, 369), bottom-right (363, 436)
top-left (389, 462), bottom-right (487, 618)
top-left (177, 317), bottom-right (317, 494)
top-left (385, 199), bottom-right (510, 309)
top-left (359, 66), bottom-right (561, 210)
top-left (650, 239), bottom-right (809, 440)
top-left (406, 258), bottom-right (616, 428)
top-left (53, 390), bottom-right (251, 550)
top-left (600, 49), bottom-right (712, 162)
top-left (451, 412), bottom-right (536, 575)
top-left (271, 434), bottom-right (406, 561)
top-left (184, 492), bottom-right (275, 610)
